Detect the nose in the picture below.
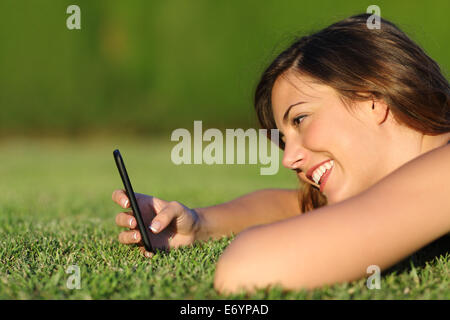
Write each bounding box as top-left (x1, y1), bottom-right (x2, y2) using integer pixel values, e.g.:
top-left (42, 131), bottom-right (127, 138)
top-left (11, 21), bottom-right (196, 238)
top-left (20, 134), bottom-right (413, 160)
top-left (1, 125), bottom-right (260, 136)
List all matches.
top-left (282, 138), bottom-right (306, 170)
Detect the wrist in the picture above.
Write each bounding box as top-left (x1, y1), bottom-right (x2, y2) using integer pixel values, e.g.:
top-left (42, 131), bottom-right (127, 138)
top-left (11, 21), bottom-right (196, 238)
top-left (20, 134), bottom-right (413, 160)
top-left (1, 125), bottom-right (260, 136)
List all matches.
top-left (191, 207), bottom-right (209, 242)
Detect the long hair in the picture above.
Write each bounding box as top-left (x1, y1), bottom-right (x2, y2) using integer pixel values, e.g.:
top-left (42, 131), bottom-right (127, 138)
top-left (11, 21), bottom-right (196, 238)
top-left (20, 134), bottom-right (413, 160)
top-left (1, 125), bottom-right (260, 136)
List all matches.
top-left (254, 13), bottom-right (450, 213)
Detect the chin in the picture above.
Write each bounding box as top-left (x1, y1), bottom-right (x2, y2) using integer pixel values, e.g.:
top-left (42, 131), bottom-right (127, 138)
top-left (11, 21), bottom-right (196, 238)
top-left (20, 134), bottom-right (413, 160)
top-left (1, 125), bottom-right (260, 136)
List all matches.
top-left (324, 194), bottom-right (336, 205)
top-left (327, 186), bottom-right (365, 205)
top-left (323, 189), bottom-right (346, 205)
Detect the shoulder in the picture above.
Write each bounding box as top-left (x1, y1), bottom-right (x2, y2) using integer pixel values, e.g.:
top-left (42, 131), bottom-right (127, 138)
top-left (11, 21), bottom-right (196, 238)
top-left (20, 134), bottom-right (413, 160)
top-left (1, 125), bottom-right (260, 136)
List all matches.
top-left (360, 144), bottom-right (450, 228)
top-left (366, 144), bottom-right (450, 198)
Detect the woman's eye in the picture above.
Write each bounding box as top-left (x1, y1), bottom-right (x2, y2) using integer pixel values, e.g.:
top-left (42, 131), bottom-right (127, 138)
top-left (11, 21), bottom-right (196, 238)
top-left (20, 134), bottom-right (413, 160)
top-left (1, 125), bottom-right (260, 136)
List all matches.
top-left (292, 115), bottom-right (307, 126)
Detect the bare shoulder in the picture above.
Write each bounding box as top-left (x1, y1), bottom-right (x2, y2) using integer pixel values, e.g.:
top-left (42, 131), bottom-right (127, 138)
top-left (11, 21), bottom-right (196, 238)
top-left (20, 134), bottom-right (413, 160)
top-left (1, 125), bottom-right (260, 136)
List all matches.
top-left (404, 144), bottom-right (450, 169)
top-left (366, 144), bottom-right (450, 198)
top-left (360, 143), bottom-right (450, 224)
top-left (412, 143), bottom-right (450, 165)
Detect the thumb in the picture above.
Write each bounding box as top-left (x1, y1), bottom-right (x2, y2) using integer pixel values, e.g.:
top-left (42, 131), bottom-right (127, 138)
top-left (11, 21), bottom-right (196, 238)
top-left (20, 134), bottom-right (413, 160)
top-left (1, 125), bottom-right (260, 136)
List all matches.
top-left (149, 201), bottom-right (179, 233)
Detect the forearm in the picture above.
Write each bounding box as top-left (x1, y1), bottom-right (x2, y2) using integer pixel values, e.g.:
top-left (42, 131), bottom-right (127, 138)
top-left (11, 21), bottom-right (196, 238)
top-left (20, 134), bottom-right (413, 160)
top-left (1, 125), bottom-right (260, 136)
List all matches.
top-left (193, 188), bottom-right (300, 241)
top-left (214, 145), bottom-right (450, 293)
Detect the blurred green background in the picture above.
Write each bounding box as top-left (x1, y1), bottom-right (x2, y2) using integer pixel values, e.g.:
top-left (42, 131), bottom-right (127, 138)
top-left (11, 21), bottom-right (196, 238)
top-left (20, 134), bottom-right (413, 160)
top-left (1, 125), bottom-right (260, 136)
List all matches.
top-left (0, 0), bottom-right (449, 137)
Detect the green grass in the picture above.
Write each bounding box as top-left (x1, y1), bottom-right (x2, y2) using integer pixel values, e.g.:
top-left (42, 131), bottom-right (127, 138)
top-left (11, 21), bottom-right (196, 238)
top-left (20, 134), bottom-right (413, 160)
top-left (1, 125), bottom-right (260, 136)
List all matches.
top-left (0, 137), bottom-right (448, 299)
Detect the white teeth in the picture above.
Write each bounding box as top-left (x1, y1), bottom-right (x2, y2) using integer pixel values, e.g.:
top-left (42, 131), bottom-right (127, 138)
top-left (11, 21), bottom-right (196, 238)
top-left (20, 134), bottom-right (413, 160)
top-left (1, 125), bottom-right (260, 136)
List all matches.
top-left (313, 172), bottom-right (320, 184)
top-left (311, 160), bottom-right (334, 185)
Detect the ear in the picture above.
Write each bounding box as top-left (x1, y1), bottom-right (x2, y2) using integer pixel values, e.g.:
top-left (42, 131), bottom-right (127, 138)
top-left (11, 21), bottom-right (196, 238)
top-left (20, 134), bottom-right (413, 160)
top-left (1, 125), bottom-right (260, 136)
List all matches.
top-left (371, 99), bottom-right (390, 125)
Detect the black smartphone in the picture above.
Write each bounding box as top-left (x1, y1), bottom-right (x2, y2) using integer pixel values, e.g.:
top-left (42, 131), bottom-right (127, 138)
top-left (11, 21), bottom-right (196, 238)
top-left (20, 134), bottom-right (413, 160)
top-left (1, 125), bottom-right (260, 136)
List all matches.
top-left (113, 149), bottom-right (154, 252)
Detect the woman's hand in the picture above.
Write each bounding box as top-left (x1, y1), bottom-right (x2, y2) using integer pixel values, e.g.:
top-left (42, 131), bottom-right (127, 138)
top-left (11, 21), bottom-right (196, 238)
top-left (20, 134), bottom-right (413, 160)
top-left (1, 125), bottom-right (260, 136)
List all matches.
top-left (112, 189), bottom-right (201, 258)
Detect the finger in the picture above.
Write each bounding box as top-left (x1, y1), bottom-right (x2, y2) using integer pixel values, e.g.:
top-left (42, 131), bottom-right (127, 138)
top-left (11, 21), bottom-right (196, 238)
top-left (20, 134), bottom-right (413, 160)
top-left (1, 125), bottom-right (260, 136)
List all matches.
top-left (115, 212), bottom-right (137, 229)
top-left (147, 196), bottom-right (170, 214)
top-left (138, 246), bottom-right (154, 258)
top-left (112, 189), bottom-right (130, 208)
top-left (112, 189), bottom-right (154, 210)
top-left (118, 230), bottom-right (141, 244)
top-left (149, 201), bottom-right (179, 234)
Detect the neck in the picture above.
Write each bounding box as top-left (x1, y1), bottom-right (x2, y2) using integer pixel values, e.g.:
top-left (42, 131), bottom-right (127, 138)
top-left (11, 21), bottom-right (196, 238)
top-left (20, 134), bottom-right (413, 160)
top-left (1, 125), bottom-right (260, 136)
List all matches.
top-left (420, 132), bottom-right (450, 155)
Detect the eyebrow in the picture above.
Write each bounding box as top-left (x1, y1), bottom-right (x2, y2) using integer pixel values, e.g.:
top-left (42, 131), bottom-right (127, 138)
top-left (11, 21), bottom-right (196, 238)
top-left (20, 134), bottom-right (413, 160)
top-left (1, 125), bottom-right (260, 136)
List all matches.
top-left (282, 101), bottom-right (307, 124)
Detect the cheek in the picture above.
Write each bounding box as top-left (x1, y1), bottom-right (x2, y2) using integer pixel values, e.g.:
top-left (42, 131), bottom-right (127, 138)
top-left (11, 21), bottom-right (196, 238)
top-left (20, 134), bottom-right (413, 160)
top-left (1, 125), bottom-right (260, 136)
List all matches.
top-left (302, 112), bottom-right (368, 153)
top-left (301, 115), bottom-right (347, 150)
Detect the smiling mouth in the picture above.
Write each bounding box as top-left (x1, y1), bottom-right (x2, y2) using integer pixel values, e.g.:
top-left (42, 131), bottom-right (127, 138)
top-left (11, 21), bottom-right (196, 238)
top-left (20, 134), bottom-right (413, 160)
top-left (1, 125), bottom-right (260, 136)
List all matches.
top-left (299, 164), bottom-right (333, 191)
top-left (310, 160), bottom-right (334, 184)
top-left (319, 166), bottom-right (332, 192)
top-left (298, 171), bottom-right (320, 187)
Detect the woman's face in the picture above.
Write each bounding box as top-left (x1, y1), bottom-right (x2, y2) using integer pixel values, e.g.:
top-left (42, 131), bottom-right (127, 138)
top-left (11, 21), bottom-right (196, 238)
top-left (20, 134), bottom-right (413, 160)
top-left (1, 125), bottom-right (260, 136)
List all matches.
top-left (271, 71), bottom-right (410, 204)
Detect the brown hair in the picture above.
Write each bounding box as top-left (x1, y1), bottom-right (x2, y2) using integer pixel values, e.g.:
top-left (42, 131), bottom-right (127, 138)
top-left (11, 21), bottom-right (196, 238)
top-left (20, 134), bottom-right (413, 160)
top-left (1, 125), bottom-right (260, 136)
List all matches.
top-left (254, 13), bottom-right (450, 213)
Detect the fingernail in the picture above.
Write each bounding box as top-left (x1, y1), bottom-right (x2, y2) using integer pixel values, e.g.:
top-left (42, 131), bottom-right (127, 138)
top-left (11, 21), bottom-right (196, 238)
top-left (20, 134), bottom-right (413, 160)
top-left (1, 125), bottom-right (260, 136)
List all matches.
top-left (123, 199), bottom-right (129, 207)
top-left (150, 221), bottom-right (160, 233)
top-left (134, 232), bottom-right (138, 240)
top-left (145, 251), bottom-right (152, 258)
top-left (129, 218), bottom-right (133, 227)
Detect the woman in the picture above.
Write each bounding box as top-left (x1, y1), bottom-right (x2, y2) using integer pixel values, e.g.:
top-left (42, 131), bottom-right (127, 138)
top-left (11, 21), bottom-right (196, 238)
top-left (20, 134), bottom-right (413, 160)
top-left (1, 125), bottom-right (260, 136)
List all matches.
top-left (112, 13), bottom-right (450, 294)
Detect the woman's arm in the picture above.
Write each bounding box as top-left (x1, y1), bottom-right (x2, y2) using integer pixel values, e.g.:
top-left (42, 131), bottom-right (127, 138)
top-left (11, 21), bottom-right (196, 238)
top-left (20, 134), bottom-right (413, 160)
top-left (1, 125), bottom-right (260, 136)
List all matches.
top-left (214, 145), bottom-right (450, 294)
top-left (194, 188), bottom-right (300, 242)
top-left (113, 187), bottom-right (300, 256)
